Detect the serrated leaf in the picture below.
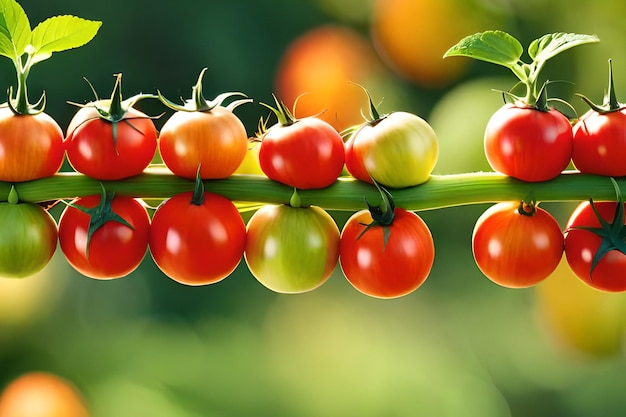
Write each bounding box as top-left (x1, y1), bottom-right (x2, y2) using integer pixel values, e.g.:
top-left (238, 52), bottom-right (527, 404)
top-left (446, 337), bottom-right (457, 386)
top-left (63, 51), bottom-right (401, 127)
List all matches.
top-left (29, 15), bottom-right (101, 63)
top-left (443, 30), bottom-right (523, 69)
top-left (0, 0), bottom-right (31, 61)
top-left (528, 32), bottom-right (599, 63)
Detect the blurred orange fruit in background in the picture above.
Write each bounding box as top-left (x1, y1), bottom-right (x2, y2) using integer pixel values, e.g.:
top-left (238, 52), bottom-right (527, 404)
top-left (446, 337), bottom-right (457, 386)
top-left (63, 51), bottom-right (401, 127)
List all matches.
top-left (370, 0), bottom-right (492, 88)
top-left (275, 25), bottom-right (382, 133)
top-left (0, 372), bottom-right (89, 417)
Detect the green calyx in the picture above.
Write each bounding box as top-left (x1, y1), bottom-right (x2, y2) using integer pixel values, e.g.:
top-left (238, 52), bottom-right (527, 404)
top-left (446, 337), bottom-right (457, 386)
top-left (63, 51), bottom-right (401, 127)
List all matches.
top-left (68, 73), bottom-right (160, 154)
top-left (260, 94), bottom-right (298, 127)
top-left (67, 183), bottom-right (134, 257)
top-left (577, 59), bottom-right (625, 114)
top-left (358, 179), bottom-right (396, 249)
top-left (158, 67), bottom-right (251, 113)
top-left (444, 31), bottom-right (599, 108)
top-left (569, 177), bottom-right (626, 278)
top-left (191, 166), bottom-right (205, 206)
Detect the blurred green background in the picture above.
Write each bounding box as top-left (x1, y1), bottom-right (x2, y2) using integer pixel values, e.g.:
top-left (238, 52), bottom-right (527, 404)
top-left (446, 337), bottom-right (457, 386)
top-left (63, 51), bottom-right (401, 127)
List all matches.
top-left (2, 0), bottom-right (626, 416)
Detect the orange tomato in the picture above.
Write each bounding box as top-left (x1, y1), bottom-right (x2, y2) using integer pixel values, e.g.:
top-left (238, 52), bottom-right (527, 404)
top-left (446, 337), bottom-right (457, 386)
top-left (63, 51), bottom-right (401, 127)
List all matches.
top-left (275, 25), bottom-right (382, 133)
top-left (0, 372), bottom-right (89, 417)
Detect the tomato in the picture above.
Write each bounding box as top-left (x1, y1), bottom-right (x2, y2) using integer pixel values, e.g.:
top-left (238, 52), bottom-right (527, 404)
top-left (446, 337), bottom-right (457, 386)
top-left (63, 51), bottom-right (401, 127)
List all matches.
top-left (339, 208), bottom-right (434, 298)
top-left (58, 194), bottom-right (150, 279)
top-left (149, 190), bottom-right (246, 285)
top-left (65, 104), bottom-right (157, 180)
top-left (572, 109), bottom-right (626, 176)
top-left (0, 200), bottom-right (57, 278)
top-left (345, 110), bottom-right (438, 189)
top-left (245, 204), bottom-right (340, 293)
top-left (259, 116), bottom-right (345, 189)
top-left (472, 201), bottom-right (564, 288)
top-left (564, 200), bottom-right (626, 292)
top-left (0, 108), bottom-right (64, 182)
top-left (0, 372), bottom-right (89, 417)
top-left (572, 61), bottom-right (626, 176)
top-left (484, 104), bottom-right (573, 182)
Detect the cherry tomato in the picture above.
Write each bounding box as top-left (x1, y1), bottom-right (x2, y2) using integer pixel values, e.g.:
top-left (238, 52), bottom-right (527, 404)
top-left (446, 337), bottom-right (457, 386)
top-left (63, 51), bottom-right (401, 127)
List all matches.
top-left (345, 111), bottom-right (438, 189)
top-left (0, 108), bottom-right (64, 182)
top-left (564, 200), bottom-right (626, 292)
top-left (339, 208), bottom-right (434, 298)
top-left (572, 109), bottom-right (626, 176)
top-left (245, 204), bottom-right (340, 293)
top-left (259, 116), bottom-right (345, 189)
top-left (149, 191), bottom-right (246, 285)
top-left (65, 104), bottom-right (157, 180)
top-left (58, 195), bottom-right (150, 279)
top-left (0, 200), bottom-right (57, 278)
top-left (472, 201), bottom-right (564, 288)
top-left (484, 104), bottom-right (573, 182)
top-left (159, 106), bottom-right (249, 180)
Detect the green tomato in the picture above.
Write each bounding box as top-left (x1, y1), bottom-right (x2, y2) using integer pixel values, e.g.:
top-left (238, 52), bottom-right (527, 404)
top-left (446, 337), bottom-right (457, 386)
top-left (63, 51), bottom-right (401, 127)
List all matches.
top-left (244, 204), bottom-right (340, 293)
top-left (0, 201), bottom-right (58, 278)
top-left (345, 111), bottom-right (438, 188)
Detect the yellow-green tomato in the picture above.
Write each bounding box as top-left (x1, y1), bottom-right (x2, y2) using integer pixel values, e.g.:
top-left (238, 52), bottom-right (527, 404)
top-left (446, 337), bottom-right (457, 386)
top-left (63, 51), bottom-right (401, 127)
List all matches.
top-left (0, 202), bottom-right (57, 278)
top-left (244, 204), bottom-right (340, 294)
top-left (345, 111), bottom-right (439, 188)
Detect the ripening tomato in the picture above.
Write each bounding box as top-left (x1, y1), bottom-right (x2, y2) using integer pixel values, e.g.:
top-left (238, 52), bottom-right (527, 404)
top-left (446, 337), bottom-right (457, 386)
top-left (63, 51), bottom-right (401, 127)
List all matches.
top-left (0, 108), bottom-right (64, 182)
top-left (65, 103), bottom-right (157, 180)
top-left (58, 195), bottom-right (150, 279)
top-left (472, 201), bottom-right (564, 288)
top-left (484, 104), bottom-right (573, 182)
top-left (345, 111), bottom-right (438, 188)
top-left (564, 200), bottom-right (626, 292)
top-left (0, 201), bottom-right (57, 278)
top-left (259, 116), bottom-right (345, 189)
top-left (245, 204), bottom-right (340, 293)
top-left (149, 191), bottom-right (246, 285)
top-left (159, 106), bottom-right (249, 179)
top-left (339, 208), bottom-right (434, 298)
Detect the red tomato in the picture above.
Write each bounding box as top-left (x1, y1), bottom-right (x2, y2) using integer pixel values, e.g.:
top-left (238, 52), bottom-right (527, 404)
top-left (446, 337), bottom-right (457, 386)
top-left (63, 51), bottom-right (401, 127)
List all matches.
top-left (484, 104), bottom-right (573, 182)
top-left (149, 191), bottom-right (246, 285)
top-left (58, 195), bottom-right (150, 279)
top-left (65, 105), bottom-right (157, 180)
top-left (0, 108), bottom-right (64, 182)
top-left (158, 106), bottom-right (249, 180)
top-left (572, 108), bottom-right (626, 176)
top-left (259, 117), bottom-right (345, 189)
top-left (565, 200), bottom-right (626, 292)
top-left (472, 201), bottom-right (564, 288)
top-left (339, 208), bottom-right (434, 298)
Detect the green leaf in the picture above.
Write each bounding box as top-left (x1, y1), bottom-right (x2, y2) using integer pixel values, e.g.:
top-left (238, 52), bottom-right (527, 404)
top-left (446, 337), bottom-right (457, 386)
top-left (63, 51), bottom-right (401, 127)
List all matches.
top-left (29, 15), bottom-right (101, 64)
top-left (443, 30), bottom-right (523, 69)
top-left (0, 0), bottom-right (31, 61)
top-left (528, 32), bottom-right (599, 63)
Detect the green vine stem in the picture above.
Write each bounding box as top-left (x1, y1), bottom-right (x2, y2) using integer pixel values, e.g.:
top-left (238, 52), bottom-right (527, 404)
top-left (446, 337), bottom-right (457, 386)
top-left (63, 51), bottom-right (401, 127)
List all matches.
top-left (3, 169), bottom-right (623, 211)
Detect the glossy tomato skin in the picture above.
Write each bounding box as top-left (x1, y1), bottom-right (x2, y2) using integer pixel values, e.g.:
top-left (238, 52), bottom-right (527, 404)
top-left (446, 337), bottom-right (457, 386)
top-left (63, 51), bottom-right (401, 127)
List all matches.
top-left (259, 117), bottom-right (345, 189)
top-left (565, 201), bottom-right (626, 292)
top-left (572, 109), bottom-right (626, 176)
top-left (345, 111), bottom-right (438, 188)
top-left (245, 204), bottom-right (340, 293)
top-left (58, 195), bottom-right (150, 279)
top-left (0, 108), bottom-right (64, 182)
top-left (149, 191), bottom-right (246, 285)
top-left (472, 202), bottom-right (564, 288)
top-left (339, 208), bottom-right (434, 298)
top-left (65, 106), bottom-right (157, 180)
top-left (0, 202), bottom-right (57, 278)
top-left (484, 104), bottom-right (573, 182)
top-left (159, 107), bottom-right (248, 180)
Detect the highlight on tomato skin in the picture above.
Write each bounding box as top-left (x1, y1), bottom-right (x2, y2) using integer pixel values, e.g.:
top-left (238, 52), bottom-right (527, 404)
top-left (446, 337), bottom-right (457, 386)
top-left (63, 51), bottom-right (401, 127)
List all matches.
top-left (471, 201), bottom-right (564, 289)
top-left (339, 208), bottom-right (435, 299)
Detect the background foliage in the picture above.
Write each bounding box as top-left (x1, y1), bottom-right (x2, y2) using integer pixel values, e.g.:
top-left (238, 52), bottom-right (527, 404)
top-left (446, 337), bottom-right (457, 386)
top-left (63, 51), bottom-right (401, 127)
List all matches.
top-left (2, 0), bottom-right (626, 416)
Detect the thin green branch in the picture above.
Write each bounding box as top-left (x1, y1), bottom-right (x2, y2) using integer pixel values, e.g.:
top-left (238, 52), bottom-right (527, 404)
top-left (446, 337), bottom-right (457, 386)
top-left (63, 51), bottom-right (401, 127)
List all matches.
top-left (4, 169), bottom-right (623, 211)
